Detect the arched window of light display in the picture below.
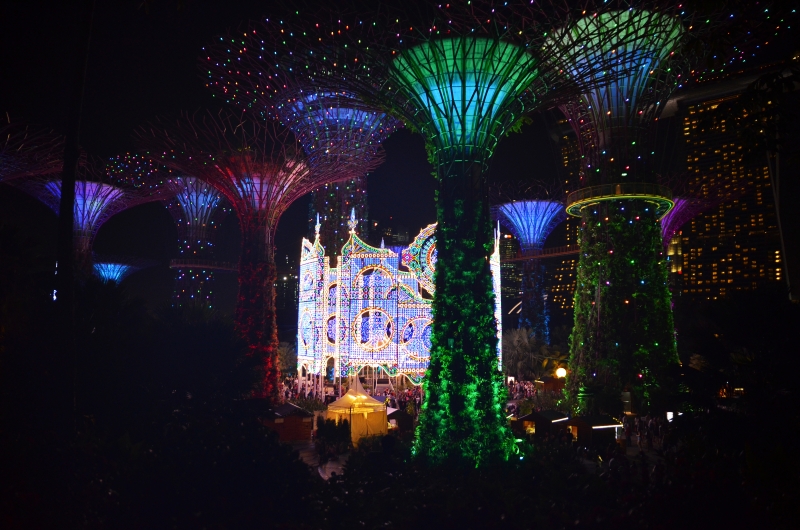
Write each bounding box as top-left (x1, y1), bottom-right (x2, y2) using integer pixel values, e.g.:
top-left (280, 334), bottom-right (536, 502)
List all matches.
top-left (299, 311), bottom-right (314, 349)
top-left (356, 265), bottom-right (393, 299)
top-left (327, 283), bottom-right (337, 308)
top-left (352, 307), bottom-right (394, 351)
top-left (326, 315), bottom-right (338, 344)
top-left (300, 270), bottom-right (316, 298)
top-left (401, 223), bottom-right (437, 296)
top-left (401, 318), bottom-right (433, 363)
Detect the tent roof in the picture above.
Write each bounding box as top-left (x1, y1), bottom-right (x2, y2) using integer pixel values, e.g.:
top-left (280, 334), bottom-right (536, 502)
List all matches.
top-left (328, 378), bottom-right (386, 414)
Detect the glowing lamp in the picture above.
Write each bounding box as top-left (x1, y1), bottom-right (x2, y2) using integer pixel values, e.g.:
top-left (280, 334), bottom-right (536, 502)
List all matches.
top-left (556, 367), bottom-right (567, 379)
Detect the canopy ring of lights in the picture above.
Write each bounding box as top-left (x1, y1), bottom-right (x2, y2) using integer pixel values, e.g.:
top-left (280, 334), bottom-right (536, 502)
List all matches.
top-left (566, 183), bottom-right (673, 218)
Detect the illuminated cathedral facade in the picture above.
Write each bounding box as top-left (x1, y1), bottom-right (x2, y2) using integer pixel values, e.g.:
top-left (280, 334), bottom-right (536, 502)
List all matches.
top-left (298, 212), bottom-right (502, 386)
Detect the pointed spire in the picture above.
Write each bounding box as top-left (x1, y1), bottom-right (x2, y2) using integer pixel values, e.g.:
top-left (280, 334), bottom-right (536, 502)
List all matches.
top-left (314, 212), bottom-right (321, 238)
top-left (347, 207), bottom-right (358, 234)
top-left (380, 237), bottom-right (385, 249)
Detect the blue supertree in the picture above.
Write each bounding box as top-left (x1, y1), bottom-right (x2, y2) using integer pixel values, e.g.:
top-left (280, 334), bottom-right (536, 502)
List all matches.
top-left (93, 257), bottom-right (152, 284)
top-left (494, 198), bottom-right (565, 343)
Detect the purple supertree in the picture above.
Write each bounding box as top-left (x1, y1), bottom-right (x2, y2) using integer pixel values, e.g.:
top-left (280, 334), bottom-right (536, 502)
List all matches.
top-left (11, 157), bottom-right (165, 273)
top-left (493, 183), bottom-right (565, 343)
top-left (204, 30), bottom-right (401, 252)
top-left (137, 110), bottom-right (377, 400)
top-left (110, 153), bottom-right (232, 310)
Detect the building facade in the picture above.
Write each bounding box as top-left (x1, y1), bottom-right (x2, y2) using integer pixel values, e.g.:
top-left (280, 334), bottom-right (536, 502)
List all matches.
top-left (679, 95), bottom-right (782, 299)
top-left (298, 219), bottom-right (502, 385)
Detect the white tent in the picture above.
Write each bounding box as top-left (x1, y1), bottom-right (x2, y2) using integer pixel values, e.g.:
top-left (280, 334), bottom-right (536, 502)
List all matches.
top-left (327, 378), bottom-right (388, 444)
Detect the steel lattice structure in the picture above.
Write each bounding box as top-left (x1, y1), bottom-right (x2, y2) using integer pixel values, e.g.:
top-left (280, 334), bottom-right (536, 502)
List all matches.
top-left (137, 110), bottom-right (379, 399)
top-left (12, 157), bottom-right (165, 272)
top-left (0, 120), bottom-right (63, 183)
top-left (204, 31), bottom-right (399, 254)
top-left (518, 0), bottom-right (732, 414)
top-left (226, 0), bottom-right (655, 464)
top-left (110, 154), bottom-right (233, 309)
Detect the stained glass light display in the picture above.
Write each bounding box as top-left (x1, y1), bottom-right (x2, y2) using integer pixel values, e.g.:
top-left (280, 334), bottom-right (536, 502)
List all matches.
top-left (495, 200), bottom-right (565, 342)
top-left (298, 218), bottom-right (502, 386)
top-left (137, 111), bottom-right (377, 400)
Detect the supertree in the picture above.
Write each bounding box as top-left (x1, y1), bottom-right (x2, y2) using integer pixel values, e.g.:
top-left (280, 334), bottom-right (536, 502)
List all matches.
top-left (11, 157), bottom-right (165, 274)
top-left (225, 0), bottom-right (647, 464)
top-left (137, 110), bottom-right (375, 400)
top-left (493, 183), bottom-right (565, 344)
top-left (0, 119), bottom-right (63, 183)
top-left (110, 153), bottom-right (233, 310)
top-left (203, 30), bottom-right (400, 253)
top-left (93, 256), bottom-right (153, 284)
top-left (523, 0), bottom-right (730, 413)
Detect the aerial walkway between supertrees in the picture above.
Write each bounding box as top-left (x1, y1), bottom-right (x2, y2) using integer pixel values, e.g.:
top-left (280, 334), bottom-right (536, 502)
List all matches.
top-left (0, 119), bottom-right (63, 183)
top-left (493, 183), bottom-right (565, 345)
top-left (136, 110), bottom-right (379, 400)
top-left (509, 0), bottom-right (733, 413)
top-left (203, 29), bottom-right (400, 253)
top-left (238, 0), bottom-right (652, 464)
top-left (110, 154), bottom-right (234, 310)
top-left (10, 156), bottom-right (166, 275)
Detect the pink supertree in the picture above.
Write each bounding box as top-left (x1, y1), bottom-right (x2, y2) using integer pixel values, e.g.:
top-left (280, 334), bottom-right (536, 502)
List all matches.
top-left (137, 110), bottom-right (379, 400)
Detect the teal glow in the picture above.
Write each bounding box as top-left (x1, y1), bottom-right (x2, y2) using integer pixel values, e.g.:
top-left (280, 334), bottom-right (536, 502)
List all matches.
top-left (391, 37), bottom-right (538, 156)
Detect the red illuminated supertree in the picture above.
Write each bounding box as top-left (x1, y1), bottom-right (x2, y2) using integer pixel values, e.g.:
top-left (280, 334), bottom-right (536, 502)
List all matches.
top-left (137, 110), bottom-right (376, 399)
top-left (0, 119), bottom-right (63, 183)
top-left (11, 156), bottom-right (166, 274)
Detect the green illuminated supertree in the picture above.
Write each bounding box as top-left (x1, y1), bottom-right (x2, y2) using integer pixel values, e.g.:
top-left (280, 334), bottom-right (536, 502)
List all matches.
top-left (226, 1), bottom-right (642, 463)
top-left (524, 0), bottom-right (728, 414)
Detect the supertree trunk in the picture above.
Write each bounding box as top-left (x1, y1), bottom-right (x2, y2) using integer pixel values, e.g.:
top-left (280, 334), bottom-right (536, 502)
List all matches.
top-left (236, 223), bottom-right (279, 400)
top-left (568, 200), bottom-right (676, 414)
top-left (416, 158), bottom-right (511, 464)
top-left (519, 259), bottom-right (550, 344)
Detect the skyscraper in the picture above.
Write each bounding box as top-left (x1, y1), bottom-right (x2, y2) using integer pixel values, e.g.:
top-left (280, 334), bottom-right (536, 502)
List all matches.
top-left (679, 94), bottom-right (782, 299)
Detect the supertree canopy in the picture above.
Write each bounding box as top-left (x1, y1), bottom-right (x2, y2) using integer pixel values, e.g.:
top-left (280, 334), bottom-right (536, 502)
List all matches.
top-left (110, 153), bottom-right (233, 310)
top-left (12, 158), bottom-right (165, 272)
top-left (137, 110), bottom-right (374, 400)
top-left (227, 0), bottom-right (643, 464)
top-left (523, 0), bottom-right (730, 414)
top-left (204, 29), bottom-right (400, 253)
top-left (494, 195), bottom-right (565, 344)
top-left (0, 120), bottom-right (62, 183)
top-left (93, 256), bottom-right (152, 284)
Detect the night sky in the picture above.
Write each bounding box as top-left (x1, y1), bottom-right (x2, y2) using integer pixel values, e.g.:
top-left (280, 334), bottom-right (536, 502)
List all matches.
top-left (0, 1), bottom-right (579, 315)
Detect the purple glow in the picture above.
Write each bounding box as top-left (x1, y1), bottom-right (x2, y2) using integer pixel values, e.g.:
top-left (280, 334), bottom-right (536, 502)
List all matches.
top-left (44, 180), bottom-right (124, 231)
top-left (496, 200), bottom-right (565, 252)
top-left (659, 196), bottom-right (711, 247)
